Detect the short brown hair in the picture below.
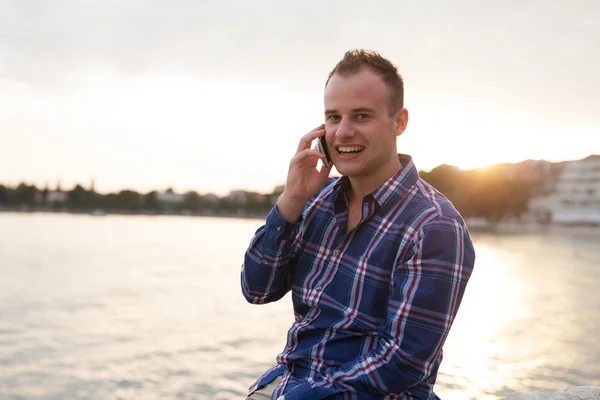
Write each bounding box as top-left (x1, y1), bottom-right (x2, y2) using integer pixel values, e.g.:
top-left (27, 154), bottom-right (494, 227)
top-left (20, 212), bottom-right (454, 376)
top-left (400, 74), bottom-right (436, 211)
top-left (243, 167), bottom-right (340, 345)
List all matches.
top-left (326, 49), bottom-right (404, 115)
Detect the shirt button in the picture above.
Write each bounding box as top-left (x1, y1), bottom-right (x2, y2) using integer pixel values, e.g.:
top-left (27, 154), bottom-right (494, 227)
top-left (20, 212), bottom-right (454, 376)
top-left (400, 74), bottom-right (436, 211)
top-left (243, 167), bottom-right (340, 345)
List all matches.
top-left (287, 346), bottom-right (292, 351)
top-left (276, 226), bottom-right (282, 231)
top-left (316, 285), bottom-right (322, 290)
top-left (333, 250), bottom-right (340, 256)
top-left (306, 317), bottom-right (312, 323)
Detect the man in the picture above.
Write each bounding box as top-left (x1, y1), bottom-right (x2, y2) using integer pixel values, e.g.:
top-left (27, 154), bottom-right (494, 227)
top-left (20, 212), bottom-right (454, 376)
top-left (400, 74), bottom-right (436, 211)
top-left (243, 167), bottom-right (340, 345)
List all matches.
top-left (241, 49), bottom-right (475, 400)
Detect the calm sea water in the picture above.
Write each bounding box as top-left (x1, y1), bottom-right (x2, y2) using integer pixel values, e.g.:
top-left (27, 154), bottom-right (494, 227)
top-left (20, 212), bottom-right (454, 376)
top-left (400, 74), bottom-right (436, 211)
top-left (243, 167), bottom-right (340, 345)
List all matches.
top-left (0, 213), bottom-right (599, 400)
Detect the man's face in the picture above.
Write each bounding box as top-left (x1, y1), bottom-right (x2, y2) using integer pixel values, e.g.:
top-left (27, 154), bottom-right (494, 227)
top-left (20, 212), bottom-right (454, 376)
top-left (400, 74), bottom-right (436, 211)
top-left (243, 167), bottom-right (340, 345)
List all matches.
top-left (323, 68), bottom-right (406, 180)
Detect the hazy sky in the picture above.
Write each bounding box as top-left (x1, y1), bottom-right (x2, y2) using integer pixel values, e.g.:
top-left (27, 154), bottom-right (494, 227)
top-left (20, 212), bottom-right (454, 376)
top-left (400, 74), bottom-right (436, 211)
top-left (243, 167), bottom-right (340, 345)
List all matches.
top-left (2, 0), bottom-right (599, 195)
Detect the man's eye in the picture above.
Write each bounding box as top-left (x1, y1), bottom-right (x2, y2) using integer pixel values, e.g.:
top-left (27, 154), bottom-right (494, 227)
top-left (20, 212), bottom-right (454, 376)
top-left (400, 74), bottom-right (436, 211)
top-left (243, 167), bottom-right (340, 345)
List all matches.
top-left (356, 114), bottom-right (368, 120)
top-left (326, 115), bottom-right (340, 121)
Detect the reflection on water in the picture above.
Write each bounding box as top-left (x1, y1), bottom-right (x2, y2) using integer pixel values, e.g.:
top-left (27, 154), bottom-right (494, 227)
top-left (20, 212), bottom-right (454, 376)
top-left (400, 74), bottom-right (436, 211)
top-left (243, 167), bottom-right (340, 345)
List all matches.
top-left (438, 230), bottom-right (600, 399)
top-left (0, 213), bottom-right (598, 399)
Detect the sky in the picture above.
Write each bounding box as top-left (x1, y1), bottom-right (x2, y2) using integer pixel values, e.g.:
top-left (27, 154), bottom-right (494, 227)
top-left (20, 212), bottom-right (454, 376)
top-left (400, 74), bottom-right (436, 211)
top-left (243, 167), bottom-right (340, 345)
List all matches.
top-left (1, 0), bottom-right (599, 195)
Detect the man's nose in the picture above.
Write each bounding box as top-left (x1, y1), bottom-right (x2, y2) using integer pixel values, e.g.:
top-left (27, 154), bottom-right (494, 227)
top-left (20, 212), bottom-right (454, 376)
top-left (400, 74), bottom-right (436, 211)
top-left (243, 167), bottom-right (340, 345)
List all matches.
top-left (335, 118), bottom-right (355, 140)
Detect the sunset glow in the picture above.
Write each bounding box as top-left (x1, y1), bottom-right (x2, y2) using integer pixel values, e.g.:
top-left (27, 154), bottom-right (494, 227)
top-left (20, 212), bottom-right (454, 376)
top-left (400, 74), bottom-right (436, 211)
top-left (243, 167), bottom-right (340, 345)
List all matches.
top-left (1, 1), bottom-right (598, 195)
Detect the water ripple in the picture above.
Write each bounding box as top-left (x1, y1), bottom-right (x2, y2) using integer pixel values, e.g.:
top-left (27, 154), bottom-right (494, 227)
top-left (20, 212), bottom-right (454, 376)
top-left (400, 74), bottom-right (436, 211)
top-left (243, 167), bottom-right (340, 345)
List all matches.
top-left (0, 214), bottom-right (598, 399)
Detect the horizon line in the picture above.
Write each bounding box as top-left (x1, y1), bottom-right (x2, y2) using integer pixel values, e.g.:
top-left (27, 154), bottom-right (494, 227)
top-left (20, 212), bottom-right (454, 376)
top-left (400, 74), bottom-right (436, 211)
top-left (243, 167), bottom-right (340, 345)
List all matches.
top-left (3, 153), bottom-right (598, 196)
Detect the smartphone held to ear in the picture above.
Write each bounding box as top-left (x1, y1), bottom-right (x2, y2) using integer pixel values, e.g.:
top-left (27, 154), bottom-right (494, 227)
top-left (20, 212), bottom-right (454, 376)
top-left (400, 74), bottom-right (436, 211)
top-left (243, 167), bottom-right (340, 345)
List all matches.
top-left (316, 136), bottom-right (332, 168)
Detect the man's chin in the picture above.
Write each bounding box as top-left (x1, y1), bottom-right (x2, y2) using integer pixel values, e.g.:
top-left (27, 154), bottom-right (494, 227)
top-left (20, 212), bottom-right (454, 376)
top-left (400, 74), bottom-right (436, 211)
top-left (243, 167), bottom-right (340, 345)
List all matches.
top-left (335, 164), bottom-right (363, 178)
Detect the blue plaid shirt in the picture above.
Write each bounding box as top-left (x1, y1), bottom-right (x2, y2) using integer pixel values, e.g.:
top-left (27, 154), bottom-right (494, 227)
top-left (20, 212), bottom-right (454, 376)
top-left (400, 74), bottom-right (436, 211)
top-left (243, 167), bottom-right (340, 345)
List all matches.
top-left (241, 154), bottom-right (475, 400)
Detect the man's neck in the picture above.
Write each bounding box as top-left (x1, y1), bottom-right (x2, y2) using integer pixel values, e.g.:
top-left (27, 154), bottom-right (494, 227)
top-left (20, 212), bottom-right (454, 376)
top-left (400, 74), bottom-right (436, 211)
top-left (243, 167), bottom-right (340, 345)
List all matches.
top-left (348, 156), bottom-right (402, 202)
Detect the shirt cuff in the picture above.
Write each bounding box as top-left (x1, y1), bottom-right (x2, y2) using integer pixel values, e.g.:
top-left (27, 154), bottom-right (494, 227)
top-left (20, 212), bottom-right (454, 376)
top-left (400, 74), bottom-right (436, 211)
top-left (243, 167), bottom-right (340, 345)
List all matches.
top-left (264, 205), bottom-right (301, 243)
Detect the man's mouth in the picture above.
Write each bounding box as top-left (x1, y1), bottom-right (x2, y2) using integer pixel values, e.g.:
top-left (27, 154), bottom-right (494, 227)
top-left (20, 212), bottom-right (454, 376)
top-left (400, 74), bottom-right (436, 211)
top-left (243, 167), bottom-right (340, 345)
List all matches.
top-left (336, 145), bottom-right (365, 155)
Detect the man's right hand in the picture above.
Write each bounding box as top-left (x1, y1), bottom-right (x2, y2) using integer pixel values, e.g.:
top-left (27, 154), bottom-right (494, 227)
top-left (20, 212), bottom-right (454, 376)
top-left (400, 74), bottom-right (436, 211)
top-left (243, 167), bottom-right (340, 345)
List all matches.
top-left (277, 125), bottom-right (333, 223)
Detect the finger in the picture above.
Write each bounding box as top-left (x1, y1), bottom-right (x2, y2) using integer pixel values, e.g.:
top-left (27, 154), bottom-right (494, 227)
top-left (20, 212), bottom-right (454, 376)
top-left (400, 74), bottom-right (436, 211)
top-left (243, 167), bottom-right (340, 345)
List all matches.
top-left (292, 148), bottom-right (326, 164)
top-left (296, 125), bottom-right (326, 153)
top-left (297, 127), bottom-right (325, 153)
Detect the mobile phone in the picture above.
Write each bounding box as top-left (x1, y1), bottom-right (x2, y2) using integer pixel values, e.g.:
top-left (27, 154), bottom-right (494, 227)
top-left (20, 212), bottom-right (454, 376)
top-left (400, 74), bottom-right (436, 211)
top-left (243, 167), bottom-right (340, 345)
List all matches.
top-left (316, 136), bottom-right (332, 168)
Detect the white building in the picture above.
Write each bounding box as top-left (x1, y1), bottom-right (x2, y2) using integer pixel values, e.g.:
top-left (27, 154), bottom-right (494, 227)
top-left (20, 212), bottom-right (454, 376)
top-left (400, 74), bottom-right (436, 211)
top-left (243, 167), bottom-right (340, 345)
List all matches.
top-left (46, 190), bottom-right (68, 204)
top-left (227, 190), bottom-right (266, 205)
top-left (530, 155), bottom-right (600, 225)
top-left (156, 190), bottom-right (185, 204)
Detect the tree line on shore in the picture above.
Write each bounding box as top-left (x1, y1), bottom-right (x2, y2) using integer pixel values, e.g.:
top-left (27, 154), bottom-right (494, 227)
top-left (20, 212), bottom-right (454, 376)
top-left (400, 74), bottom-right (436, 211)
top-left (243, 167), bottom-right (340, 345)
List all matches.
top-left (0, 160), bottom-right (559, 221)
top-left (0, 184), bottom-right (277, 217)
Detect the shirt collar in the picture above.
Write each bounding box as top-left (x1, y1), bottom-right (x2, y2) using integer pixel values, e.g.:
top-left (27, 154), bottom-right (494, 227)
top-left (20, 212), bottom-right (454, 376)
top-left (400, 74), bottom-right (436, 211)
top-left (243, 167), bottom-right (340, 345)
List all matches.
top-left (333, 154), bottom-right (419, 208)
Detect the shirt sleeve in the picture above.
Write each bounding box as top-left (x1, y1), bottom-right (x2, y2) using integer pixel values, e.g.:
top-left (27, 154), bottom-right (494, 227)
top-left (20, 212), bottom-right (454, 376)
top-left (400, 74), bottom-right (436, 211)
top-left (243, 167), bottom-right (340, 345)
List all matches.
top-left (281, 216), bottom-right (476, 399)
top-left (241, 205), bottom-right (303, 304)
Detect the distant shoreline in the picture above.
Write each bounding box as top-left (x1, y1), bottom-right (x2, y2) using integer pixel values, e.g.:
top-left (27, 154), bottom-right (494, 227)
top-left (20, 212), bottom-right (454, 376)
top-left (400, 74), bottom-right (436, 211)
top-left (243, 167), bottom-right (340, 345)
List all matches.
top-left (467, 221), bottom-right (600, 235)
top-left (3, 208), bottom-right (599, 236)
top-left (0, 208), bottom-right (268, 221)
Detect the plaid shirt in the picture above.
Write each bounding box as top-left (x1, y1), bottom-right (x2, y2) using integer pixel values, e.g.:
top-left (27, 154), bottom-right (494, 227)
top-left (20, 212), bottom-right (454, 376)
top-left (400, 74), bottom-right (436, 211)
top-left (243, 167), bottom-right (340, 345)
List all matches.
top-left (241, 154), bottom-right (475, 400)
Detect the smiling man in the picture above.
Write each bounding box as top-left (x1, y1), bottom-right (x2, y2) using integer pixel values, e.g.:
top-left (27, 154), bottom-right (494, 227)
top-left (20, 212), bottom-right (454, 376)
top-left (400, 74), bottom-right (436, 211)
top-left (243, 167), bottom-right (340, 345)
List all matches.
top-left (241, 49), bottom-right (476, 400)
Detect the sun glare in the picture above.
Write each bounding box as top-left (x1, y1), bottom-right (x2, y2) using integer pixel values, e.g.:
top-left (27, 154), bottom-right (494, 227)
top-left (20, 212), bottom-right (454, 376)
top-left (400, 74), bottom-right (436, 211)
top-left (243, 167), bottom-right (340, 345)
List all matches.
top-left (401, 108), bottom-right (598, 172)
top-left (4, 69), bottom-right (597, 195)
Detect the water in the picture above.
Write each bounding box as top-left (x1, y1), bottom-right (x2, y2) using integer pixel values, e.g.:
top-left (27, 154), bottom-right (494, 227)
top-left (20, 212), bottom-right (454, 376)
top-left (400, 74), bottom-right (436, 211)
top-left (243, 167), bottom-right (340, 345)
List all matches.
top-left (0, 213), bottom-right (598, 400)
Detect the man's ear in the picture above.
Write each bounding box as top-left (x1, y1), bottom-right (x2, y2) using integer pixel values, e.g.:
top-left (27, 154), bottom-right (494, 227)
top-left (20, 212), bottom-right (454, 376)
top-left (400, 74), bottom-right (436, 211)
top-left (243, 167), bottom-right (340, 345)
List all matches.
top-left (395, 108), bottom-right (409, 137)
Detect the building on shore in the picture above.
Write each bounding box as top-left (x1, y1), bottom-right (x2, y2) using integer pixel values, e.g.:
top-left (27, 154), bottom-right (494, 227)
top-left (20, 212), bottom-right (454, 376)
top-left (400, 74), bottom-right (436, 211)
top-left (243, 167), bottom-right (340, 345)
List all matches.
top-left (45, 190), bottom-right (68, 205)
top-left (156, 189), bottom-right (185, 205)
top-left (529, 155), bottom-right (600, 225)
